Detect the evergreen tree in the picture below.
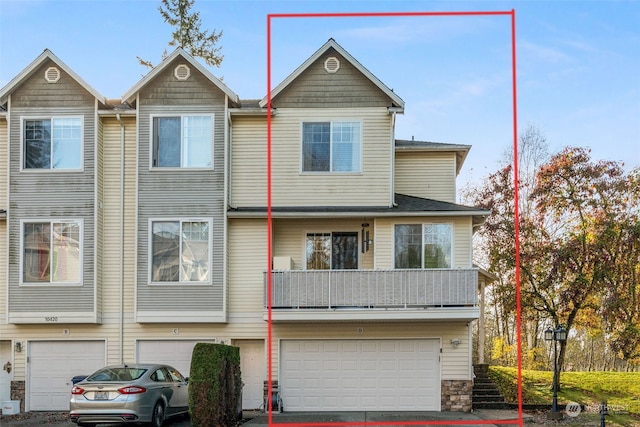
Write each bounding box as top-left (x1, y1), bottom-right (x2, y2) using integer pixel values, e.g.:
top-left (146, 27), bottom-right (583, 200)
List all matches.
top-left (138, 0), bottom-right (223, 68)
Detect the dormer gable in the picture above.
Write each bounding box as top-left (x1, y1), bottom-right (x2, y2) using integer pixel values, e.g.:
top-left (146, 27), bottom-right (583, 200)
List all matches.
top-left (0, 49), bottom-right (106, 108)
top-left (260, 38), bottom-right (404, 110)
top-left (122, 48), bottom-right (239, 106)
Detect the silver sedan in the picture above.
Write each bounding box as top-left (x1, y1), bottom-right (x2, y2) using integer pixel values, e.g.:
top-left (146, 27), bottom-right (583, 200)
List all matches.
top-left (69, 364), bottom-right (189, 427)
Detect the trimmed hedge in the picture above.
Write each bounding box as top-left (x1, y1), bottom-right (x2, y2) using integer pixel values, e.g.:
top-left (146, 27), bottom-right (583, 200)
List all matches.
top-left (189, 343), bottom-right (242, 427)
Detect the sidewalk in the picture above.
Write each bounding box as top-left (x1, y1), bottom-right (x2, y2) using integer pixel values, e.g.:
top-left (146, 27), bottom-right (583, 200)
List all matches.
top-left (244, 410), bottom-right (528, 426)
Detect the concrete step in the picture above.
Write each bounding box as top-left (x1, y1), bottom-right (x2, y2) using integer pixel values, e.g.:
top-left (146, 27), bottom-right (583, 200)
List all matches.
top-left (472, 388), bottom-right (502, 396)
top-left (473, 395), bottom-right (507, 403)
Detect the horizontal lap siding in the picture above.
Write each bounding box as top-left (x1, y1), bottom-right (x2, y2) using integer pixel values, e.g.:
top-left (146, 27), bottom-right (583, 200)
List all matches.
top-left (232, 108), bottom-right (392, 207)
top-left (101, 117), bottom-right (137, 318)
top-left (272, 218), bottom-right (374, 270)
top-left (374, 217), bottom-right (472, 269)
top-left (8, 66), bottom-right (97, 313)
top-left (136, 63), bottom-right (226, 313)
top-left (228, 219), bottom-right (268, 322)
top-left (395, 152), bottom-right (456, 203)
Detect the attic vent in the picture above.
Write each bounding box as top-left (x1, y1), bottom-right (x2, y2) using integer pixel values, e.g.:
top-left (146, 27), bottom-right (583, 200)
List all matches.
top-left (324, 57), bottom-right (340, 73)
top-left (174, 64), bottom-right (191, 81)
top-left (45, 67), bottom-right (61, 83)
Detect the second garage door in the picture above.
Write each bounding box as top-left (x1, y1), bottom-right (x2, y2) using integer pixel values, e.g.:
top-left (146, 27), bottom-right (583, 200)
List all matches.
top-left (280, 339), bottom-right (440, 411)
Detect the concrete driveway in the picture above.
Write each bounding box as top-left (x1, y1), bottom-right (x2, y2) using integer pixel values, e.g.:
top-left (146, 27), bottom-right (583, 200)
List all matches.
top-left (1, 410), bottom-right (525, 426)
top-left (244, 410), bottom-right (524, 427)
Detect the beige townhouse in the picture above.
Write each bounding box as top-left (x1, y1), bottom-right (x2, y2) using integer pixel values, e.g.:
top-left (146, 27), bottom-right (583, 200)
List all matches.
top-left (0, 39), bottom-right (492, 414)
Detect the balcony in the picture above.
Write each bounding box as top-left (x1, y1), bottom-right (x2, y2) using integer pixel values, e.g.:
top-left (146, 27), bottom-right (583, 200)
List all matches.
top-left (264, 269), bottom-right (479, 322)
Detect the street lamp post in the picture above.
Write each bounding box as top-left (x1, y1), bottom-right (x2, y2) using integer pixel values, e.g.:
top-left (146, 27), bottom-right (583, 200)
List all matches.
top-left (545, 325), bottom-right (567, 420)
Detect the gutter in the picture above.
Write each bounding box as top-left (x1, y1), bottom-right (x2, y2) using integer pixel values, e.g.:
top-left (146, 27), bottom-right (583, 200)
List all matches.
top-left (227, 210), bottom-right (491, 219)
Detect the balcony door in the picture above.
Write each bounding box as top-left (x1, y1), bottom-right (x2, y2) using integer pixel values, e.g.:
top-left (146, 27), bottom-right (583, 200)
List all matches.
top-left (306, 232), bottom-right (358, 270)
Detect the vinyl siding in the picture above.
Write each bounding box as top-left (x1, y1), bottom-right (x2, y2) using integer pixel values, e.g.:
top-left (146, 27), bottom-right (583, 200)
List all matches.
top-left (231, 107), bottom-right (392, 207)
top-left (395, 152), bottom-right (457, 203)
top-left (227, 218), bottom-right (269, 323)
top-left (374, 217), bottom-right (473, 269)
top-left (135, 62), bottom-right (226, 321)
top-left (7, 71), bottom-right (97, 322)
top-left (0, 118), bottom-right (7, 324)
top-left (272, 218), bottom-right (374, 270)
top-left (100, 117), bottom-right (137, 321)
top-left (270, 322), bottom-right (472, 380)
top-left (272, 47), bottom-right (394, 108)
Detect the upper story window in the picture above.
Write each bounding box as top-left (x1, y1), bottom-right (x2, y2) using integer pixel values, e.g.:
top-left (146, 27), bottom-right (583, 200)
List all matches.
top-left (23, 118), bottom-right (82, 170)
top-left (22, 220), bottom-right (82, 284)
top-left (394, 223), bottom-right (452, 269)
top-left (306, 232), bottom-right (358, 270)
top-left (302, 121), bottom-right (361, 172)
top-left (152, 115), bottom-right (213, 168)
top-left (150, 219), bottom-right (212, 284)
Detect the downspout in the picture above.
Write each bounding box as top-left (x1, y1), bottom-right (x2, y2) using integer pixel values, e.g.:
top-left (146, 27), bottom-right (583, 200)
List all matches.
top-left (390, 110), bottom-right (397, 207)
top-left (223, 96), bottom-right (230, 322)
top-left (115, 113), bottom-right (125, 364)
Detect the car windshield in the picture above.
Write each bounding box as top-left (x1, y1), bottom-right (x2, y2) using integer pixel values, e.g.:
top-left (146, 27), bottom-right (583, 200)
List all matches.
top-left (86, 367), bottom-right (147, 382)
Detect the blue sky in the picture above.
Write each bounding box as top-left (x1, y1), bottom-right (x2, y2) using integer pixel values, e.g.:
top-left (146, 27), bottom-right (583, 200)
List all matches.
top-left (1, 0), bottom-right (638, 192)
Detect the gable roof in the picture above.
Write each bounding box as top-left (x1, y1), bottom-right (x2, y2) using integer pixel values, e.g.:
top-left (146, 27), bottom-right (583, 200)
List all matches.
top-left (121, 47), bottom-right (239, 104)
top-left (0, 49), bottom-right (106, 105)
top-left (259, 38), bottom-right (405, 109)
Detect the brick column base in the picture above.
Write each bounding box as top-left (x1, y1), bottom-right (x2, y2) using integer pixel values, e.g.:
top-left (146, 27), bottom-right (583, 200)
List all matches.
top-left (441, 380), bottom-right (472, 412)
top-left (10, 381), bottom-right (25, 413)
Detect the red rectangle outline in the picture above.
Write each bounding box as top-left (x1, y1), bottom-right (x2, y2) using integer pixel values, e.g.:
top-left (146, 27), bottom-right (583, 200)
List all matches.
top-left (265, 9), bottom-right (521, 427)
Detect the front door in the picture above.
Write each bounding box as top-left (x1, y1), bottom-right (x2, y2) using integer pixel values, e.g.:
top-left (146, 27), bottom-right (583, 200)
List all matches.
top-left (0, 341), bottom-right (12, 403)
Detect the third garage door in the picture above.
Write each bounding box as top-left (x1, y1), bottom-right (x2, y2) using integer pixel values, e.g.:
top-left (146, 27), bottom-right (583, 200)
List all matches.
top-left (279, 339), bottom-right (440, 411)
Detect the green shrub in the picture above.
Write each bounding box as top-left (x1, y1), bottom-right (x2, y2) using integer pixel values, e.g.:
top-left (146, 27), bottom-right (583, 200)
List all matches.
top-left (189, 343), bottom-right (242, 427)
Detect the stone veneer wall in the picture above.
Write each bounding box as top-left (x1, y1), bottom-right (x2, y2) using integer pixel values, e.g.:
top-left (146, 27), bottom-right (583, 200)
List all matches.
top-left (10, 381), bottom-right (25, 412)
top-left (441, 380), bottom-right (472, 412)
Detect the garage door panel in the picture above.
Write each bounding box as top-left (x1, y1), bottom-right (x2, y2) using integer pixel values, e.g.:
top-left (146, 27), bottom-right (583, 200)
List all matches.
top-left (281, 339), bottom-right (439, 411)
top-left (29, 341), bottom-right (105, 411)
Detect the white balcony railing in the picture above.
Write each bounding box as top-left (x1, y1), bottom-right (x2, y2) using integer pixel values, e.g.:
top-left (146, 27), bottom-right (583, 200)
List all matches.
top-left (265, 269), bottom-right (478, 309)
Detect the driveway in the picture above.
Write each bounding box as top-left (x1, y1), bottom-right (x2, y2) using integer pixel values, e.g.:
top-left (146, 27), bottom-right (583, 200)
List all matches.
top-left (0, 410), bottom-right (525, 426)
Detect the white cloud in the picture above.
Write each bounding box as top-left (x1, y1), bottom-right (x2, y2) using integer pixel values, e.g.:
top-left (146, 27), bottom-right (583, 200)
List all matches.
top-left (519, 40), bottom-right (572, 63)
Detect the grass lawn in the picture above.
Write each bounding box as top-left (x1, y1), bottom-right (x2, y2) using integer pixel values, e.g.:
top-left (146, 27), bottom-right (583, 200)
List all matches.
top-left (488, 367), bottom-right (640, 426)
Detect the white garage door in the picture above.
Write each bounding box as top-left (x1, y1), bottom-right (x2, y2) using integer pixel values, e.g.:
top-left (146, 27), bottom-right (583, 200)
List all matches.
top-left (280, 339), bottom-right (440, 411)
top-left (137, 340), bottom-right (215, 378)
top-left (29, 341), bottom-right (105, 411)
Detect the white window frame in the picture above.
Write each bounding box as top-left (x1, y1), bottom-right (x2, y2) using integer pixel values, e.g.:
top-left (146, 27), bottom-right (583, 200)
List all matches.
top-left (148, 218), bottom-right (213, 285)
top-left (393, 222), bottom-right (454, 269)
top-left (300, 120), bottom-right (362, 173)
top-left (150, 113), bottom-right (214, 169)
top-left (20, 116), bottom-right (84, 171)
top-left (20, 218), bottom-right (84, 286)
top-left (303, 229), bottom-right (360, 270)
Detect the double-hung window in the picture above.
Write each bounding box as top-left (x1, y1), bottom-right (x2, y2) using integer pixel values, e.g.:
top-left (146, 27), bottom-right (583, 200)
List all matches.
top-left (152, 115), bottom-right (213, 168)
top-left (22, 220), bottom-right (82, 284)
top-left (394, 224), bottom-right (452, 269)
top-left (23, 117), bottom-right (82, 169)
top-left (302, 121), bottom-right (361, 172)
top-left (305, 232), bottom-right (358, 270)
top-left (151, 220), bottom-right (212, 283)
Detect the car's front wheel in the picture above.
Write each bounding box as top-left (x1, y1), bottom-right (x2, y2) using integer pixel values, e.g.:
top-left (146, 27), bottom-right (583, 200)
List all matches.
top-left (150, 401), bottom-right (165, 427)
